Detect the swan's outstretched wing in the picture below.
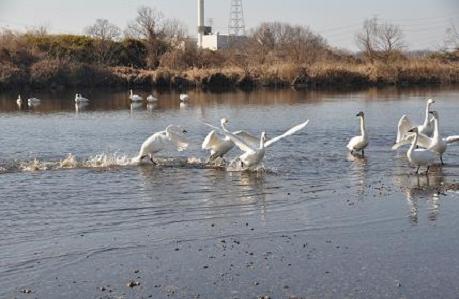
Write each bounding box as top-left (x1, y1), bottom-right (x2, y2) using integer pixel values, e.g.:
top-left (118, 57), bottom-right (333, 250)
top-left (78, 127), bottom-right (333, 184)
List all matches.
top-left (233, 131), bottom-right (260, 148)
top-left (166, 131), bottom-right (189, 151)
top-left (446, 135), bottom-right (459, 144)
top-left (396, 115), bottom-right (415, 143)
top-left (264, 120), bottom-right (309, 148)
top-left (202, 130), bottom-right (220, 150)
top-left (392, 132), bottom-right (432, 150)
top-left (202, 121), bottom-right (256, 153)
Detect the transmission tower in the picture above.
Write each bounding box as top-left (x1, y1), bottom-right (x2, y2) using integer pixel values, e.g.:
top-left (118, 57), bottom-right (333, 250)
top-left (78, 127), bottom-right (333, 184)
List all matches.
top-left (228, 0), bottom-right (245, 36)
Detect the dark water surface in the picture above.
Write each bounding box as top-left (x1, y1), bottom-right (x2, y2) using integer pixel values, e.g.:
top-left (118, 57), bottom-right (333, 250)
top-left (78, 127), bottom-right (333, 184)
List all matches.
top-left (1, 87), bottom-right (459, 298)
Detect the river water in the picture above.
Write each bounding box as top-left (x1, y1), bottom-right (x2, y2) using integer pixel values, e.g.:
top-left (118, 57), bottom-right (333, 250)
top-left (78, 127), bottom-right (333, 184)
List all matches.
top-left (1, 87), bottom-right (459, 298)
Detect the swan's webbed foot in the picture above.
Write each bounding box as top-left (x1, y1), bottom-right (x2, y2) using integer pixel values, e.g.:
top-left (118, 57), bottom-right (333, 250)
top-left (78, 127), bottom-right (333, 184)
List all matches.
top-left (150, 156), bottom-right (158, 165)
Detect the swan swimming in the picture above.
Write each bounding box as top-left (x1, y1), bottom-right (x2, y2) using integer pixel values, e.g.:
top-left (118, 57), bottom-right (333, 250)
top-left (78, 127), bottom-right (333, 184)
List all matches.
top-left (393, 111), bottom-right (459, 164)
top-left (75, 93), bottom-right (89, 103)
top-left (396, 98), bottom-right (435, 143)
top-left (129, 90), bottom-right (143, 102)
top-left (347, 111), bottom-right (369, 156)
top-left (406, 127), bottom-right (437, 174)
top-left (27, 97), bottom-right (40, 106)
top-left (147, 95), bottom-right (158, 102)
top-left (179, 94), bottom-right (190, 102)
top-left (133, 125), bottom-right (189, 164)
top-left (205, 119), bottom-right (309, 170)
top-left (202, 118), bottom-right (261, 161)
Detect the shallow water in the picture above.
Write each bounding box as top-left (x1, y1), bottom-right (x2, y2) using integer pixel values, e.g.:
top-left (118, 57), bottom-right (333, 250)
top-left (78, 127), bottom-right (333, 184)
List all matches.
top-left (1, 87), bottom-right (459, 298)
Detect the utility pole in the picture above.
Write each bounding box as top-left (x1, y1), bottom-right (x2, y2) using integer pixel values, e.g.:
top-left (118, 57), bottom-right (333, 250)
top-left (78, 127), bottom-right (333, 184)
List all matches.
top-left (228, 0), bottom-right (245, 36)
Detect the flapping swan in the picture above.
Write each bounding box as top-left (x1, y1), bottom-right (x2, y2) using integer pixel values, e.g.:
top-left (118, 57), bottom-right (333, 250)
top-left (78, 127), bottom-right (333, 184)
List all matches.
top-left (129, 89), bottom-right (143, 102)
top-left (205, 119), bottom-right (309, 169)
top-left (132, 125), bottom-right (189, 164)
top-left (75, 93), bottom-right (89, 103)
top-left (202, 118), bottom-right (261, 161)
top-left (406, 127), bottom-right (436, 174)
top-left (393, 111), bottom-right (459, 165)
top-left (347, 111), bottom-right (369, 156)
top-left (17, 95), bottom-right (22, 105)
top-left (396, 98), bottom-right (435, 143)
top-left (147, 95), bottom-right (158, 102)
top-left (179, 93), bottom-right (190, 102)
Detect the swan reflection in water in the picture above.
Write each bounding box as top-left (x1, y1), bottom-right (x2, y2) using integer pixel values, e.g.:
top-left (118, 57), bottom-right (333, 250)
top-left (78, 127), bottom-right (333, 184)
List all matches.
top-left (347, 152), bottom-right (368, 198)
top-left (393, 168), bottom-right (451, 224)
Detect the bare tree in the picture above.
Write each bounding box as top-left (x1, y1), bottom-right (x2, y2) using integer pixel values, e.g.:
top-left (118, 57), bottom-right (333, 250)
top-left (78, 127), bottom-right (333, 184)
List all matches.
top-left (126, 6), bottom-right (165, 68)
top-left (445, 23), bottom-right (459, 50)
top-left (84, 19), bottom-right (121, 65)
top-left (355, 17), bottom-right (405, 61)
top-left (162, 18), bottom-right (188, 49)
top-left (248, 22), bottom-right (327, 64)
top-left (85, 19), bottom-right (121, 41)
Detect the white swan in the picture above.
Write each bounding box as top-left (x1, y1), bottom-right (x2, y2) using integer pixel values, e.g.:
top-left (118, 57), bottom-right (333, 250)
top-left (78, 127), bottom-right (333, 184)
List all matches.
top-left (17, 94), bottom-right (22, 105)
top-left (27, 97), bottom-right (40, 106)
top-left (428, 111), bottom-right (459, 164)
top-left (205, 119), bottom-right (309, 169)
top-left (132, 125), bottom-right (189, 164)
top-left (406, 127), bottom-right (437, 174)
top-left (347, 111), bottom-right (369, 156)
top-left (396, 98), bottom-right (435, 143)
top-left (202, 118), bottom-right (261, 161)
top-left (129, 89), bottom-right (143, 102)
top-left (75, 93), bottom-right (89, 103)
top-left (147, 95), bottom-right (158, 102)
top-left (179, 93), bottom-right (190, 102)
top-left (393, 111), bottom-right (459, 165)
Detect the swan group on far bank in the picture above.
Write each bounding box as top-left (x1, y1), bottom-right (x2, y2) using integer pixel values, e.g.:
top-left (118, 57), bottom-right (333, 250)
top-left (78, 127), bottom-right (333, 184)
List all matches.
top-left (133, 98), bottom-right (458, 174)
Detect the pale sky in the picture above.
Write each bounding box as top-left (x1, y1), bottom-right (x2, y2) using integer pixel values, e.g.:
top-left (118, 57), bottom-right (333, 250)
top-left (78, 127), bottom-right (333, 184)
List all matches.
top-left (0, 0), bottom-right (458, 51)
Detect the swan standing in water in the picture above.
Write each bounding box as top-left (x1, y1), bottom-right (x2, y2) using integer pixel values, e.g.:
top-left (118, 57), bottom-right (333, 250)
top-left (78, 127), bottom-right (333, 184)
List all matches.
top-left (205, 119), bottom-right (309, 170)
top-left (428, 111), bottom-right (459, 165)
top-left (406, 127), bottom-right (437, 174)
top-left (396, 98), bottom-right (435, 143)
top-left (75, 93), bottom-right (89, 103)
top-left (392, 111), bottom-right (459, 165)
top-left (202, 118), bottom-right (261, 161)
top-left (16, 95), bottom-right (22, 105)
top-left (132, 125), bottom-right (189, 164)
top-left (347, 111), bottom-right (369, 156)
top-left (179, 93), bottom-right (190, 102)
top-left (129, 89), bottom-right (143, 102)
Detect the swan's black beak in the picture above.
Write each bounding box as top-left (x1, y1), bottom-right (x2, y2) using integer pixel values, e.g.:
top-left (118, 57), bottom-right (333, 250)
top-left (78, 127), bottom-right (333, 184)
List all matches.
top-left (408, 128), bottom-right (415, 133)
top-left (183, 129), bottom-right (188, 133)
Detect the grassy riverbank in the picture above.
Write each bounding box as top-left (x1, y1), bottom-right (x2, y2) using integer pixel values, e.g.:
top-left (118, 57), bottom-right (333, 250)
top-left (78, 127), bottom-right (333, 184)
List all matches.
top-left (1, 29), bottom-right (458, 91)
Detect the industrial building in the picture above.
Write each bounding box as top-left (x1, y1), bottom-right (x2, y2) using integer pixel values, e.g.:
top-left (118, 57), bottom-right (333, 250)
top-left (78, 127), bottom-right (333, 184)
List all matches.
top-left (196, 0), bottom-right (246, 50)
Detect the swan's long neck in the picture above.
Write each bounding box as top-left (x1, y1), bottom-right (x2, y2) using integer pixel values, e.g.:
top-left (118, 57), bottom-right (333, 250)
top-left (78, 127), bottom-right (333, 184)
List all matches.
top-left (423, 103), bottom-right (431, 126)
top-left (360, 116), bottom-right (366, 137)
top-left (408, 131), bottom-right (418, 154)
top-left (432, 115), bottom-right (440, 140)
top-left (259, 135), bottom-right (265, 149)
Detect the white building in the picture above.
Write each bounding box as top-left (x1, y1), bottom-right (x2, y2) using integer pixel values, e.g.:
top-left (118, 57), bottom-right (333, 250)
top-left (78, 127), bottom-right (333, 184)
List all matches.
top-left (197, 0), bottom-right (245, 50)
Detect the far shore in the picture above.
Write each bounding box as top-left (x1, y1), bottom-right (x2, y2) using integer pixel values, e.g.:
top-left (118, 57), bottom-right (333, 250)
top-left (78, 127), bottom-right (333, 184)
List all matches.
top-left (1, 61), bottom-right (458, 92)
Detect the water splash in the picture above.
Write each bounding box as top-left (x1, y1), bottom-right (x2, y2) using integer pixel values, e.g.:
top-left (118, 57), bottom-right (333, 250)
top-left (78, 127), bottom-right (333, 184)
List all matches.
top-left (19, 158), bottom-right (49, 172)
top-left (0, 153), bottom-right (275, 174)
